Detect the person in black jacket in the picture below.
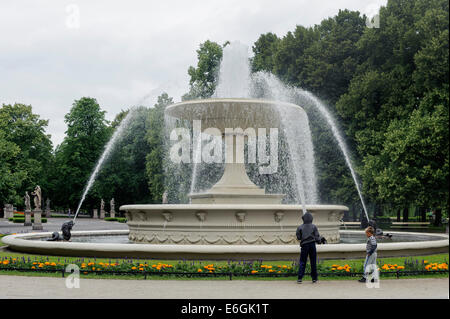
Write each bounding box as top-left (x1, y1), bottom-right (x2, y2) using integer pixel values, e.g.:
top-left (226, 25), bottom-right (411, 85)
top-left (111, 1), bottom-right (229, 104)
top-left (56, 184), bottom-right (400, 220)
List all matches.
top-left (296, 211), bottom-right (322, 284)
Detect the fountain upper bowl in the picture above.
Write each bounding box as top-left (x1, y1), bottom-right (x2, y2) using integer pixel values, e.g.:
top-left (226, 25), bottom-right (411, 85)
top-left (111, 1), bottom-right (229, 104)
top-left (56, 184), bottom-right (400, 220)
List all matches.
top-left (165, 98), bottom-right (305, 132)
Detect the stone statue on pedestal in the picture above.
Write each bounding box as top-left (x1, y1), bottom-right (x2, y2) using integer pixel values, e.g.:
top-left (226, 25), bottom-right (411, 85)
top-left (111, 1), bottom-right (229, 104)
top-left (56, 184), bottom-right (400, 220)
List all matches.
top-left (24, 192), bottom-right (31, 211)
top-left (110, 198), bottom-right (115, 218)
top-left (162, 191), bottom-right (168, 204)
top-left (31, 185), bottom-right (42, 210)
top-left (24, 192), bottom-right (32, 226)
top-left (100, 199), bottom-right (105, 219)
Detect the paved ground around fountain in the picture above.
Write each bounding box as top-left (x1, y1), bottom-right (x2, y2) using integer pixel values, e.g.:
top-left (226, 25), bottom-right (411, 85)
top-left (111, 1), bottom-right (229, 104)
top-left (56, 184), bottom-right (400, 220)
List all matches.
top-left (0, 276), bottom-right (447, 299)
top-left (0, 217), bottom-right (128, 234)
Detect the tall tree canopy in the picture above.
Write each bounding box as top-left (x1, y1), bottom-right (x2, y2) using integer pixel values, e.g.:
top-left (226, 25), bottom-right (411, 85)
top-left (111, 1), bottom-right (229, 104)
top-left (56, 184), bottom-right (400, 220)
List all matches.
top-left (52, 97), bottom-right (111, 211)
top-left (0, 103), bottom-right (53, 208)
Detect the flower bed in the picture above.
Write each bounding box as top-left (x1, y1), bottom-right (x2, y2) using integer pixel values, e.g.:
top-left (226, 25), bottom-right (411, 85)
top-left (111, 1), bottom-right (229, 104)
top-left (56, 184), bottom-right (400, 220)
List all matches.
top-left (0, 256), bottom-right (447, 278)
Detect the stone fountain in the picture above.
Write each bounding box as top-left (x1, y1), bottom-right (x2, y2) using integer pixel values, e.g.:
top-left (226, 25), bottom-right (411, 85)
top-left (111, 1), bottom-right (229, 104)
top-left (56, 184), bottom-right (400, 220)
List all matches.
top-left (121, 98), bottom-right (348, 245)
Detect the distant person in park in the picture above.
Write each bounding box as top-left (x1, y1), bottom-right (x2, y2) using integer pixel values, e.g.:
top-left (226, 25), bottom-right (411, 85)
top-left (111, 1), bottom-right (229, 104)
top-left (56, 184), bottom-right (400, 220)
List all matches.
top-left (358, 226), bottom-right (378, 283)
top-left (296, 211), bottom-right (325, 284)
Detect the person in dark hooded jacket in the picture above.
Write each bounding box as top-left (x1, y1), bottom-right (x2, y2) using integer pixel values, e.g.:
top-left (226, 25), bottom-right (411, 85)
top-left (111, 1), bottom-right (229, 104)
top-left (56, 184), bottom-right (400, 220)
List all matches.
top-left (296, 211), bottom-right (322, 283)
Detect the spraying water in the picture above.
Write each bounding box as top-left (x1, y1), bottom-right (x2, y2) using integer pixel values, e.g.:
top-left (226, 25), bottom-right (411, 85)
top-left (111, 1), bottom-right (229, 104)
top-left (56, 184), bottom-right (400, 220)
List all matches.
top-left (214, 41), bottom-right (251, 98)
top-left (73, 107), bottom-right (137, 221)
top-left (298, 90), bottom-right (369, 221)
top-left (250, 71), bottom-right (369, 221)
top-left (211, 42), bottom-right (317, 211)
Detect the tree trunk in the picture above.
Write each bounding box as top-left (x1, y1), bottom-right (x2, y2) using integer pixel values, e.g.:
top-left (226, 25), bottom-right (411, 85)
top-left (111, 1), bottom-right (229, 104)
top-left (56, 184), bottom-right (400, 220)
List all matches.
top-left (419, 207), bottom-right (427, 222)
top-left (396, 209), bottom-right (401, 222)
top-left (434, 209), bottom-right (442, 226)
top-left (402, 207), bottom-right (409, 222)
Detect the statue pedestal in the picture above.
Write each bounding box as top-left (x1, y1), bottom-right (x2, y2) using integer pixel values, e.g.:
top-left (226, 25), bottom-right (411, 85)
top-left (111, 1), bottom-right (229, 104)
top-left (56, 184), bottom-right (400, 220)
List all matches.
top-left (3, 205), bottom-right (13, 219)
top-left (24, 210), bottom-right (32, 226)
top-left (100, 209), bottom-right (105, 219)
top-left (110, 210), bottom-right (115, 218)
top-left (93, 209), bottom-right (98, 219)
top-left (32, 210), bottom-right (43, 230)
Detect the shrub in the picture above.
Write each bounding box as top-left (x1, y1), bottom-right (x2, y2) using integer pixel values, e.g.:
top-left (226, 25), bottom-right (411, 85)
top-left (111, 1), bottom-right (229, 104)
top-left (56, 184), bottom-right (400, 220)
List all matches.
top-left (104, 217), bottom-right (127, 223)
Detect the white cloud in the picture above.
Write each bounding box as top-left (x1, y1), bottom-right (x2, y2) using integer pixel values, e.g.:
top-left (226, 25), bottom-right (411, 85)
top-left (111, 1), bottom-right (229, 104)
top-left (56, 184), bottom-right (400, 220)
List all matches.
top-left (0, 0), bottom-right (386, 147)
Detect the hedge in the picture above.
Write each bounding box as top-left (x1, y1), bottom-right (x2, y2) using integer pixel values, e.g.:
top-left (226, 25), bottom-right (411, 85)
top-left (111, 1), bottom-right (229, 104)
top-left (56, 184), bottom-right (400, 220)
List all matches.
top-left (8, 217), bottom-right (47, 223)
top-left (104, 217), bottom-right (127, 223)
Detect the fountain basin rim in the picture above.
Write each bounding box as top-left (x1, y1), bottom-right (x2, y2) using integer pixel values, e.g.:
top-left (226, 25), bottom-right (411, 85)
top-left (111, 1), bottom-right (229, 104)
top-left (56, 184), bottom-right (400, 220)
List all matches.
top-left (120, 204), bottom-right (350, 211)
top-left (2, 230), bottom-right (447, 260)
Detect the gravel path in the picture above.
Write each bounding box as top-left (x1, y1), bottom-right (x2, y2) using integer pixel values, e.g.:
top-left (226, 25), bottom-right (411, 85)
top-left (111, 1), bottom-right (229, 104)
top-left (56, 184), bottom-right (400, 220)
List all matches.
top-left (0, 275), bottom-right (447, 299)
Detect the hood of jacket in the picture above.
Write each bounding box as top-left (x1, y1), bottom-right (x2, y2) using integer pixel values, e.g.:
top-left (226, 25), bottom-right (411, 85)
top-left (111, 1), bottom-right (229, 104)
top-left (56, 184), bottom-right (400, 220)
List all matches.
top-left (302, 212), bottom-right (313, 224)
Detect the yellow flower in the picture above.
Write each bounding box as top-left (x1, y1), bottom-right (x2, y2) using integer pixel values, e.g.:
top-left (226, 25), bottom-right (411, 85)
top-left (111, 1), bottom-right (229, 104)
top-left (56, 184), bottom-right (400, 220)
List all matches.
top-left (197, 269), bottom-right (202, 272)
top-left (131, 266), bottom-right (137, 270)
top-left (139, 268), bottom-right (144, 271)
top-left (31, 266), bottom-right (36, 269)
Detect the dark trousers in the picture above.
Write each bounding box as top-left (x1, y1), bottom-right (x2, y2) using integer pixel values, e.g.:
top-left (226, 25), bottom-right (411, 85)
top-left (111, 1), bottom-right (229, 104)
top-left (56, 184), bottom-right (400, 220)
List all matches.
top-left (297, 242), bottom-right (318, 281)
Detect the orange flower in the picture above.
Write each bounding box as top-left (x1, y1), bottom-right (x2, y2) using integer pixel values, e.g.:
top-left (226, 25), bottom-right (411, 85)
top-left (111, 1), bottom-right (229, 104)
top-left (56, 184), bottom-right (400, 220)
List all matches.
top-left (251, 270), bottom-right (258, 274)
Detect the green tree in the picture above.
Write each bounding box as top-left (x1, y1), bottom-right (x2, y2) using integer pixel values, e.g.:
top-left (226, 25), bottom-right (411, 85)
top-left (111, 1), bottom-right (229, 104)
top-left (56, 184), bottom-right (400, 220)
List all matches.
top-left (92, 107), bottom-right (153, 209)
top-left (146, 93), bottom-right (173, 202)
top-left (52, 97), bottom-right (111, 211)
top-left (183, 40), bottom-right (223, 100)
top-left (0, 103), bottom-right (53, 208)
top-left (251, 32), bottom-right (280, 73)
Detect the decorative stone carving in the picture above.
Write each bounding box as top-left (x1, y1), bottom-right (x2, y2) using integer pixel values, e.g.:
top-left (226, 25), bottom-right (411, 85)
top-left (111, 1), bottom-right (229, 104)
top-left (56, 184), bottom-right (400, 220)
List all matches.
top-left (235, 211), bottom-right (246, 222)
top-left (328, 211), bottom-right (344, 222)
top-left (195, 211), bottom-right (207, 222)
top-left (162, 212), bottom-right (173, 222)
top-left (274, 211), bottom-right (284, 223)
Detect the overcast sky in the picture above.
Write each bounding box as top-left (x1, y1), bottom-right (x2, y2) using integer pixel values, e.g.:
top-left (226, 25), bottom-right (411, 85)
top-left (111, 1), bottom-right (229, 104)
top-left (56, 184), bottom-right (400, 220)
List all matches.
top-left (0, 0), bottom-right (386, 147)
